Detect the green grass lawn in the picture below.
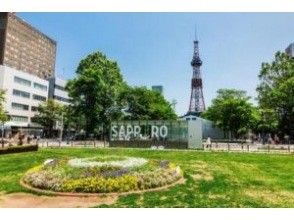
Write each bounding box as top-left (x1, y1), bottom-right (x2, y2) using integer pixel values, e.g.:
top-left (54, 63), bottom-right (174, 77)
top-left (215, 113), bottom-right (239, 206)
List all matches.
top-left (0, 148), bottom-right (293, 207)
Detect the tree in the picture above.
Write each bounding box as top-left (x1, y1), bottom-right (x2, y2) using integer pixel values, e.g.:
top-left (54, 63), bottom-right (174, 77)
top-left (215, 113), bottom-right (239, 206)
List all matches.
top-left (63, 105), bottom-right (86, 136)
top-left (0, 90), bottom-right (8, 124)
top-left (0, 90), bottom-right (9, 147)
top-left (251, 108), bottom-right (278, 134)
top-left (257, 52), bottom-right (294, 138)
top-left (33, 99), bottom-right (64, 138)
top-left (202, 89), bottom-right (255, 138)
top-left (66, 52), bottom-right (126, 136)
top-left (119, 86), bottom-right (177, 120)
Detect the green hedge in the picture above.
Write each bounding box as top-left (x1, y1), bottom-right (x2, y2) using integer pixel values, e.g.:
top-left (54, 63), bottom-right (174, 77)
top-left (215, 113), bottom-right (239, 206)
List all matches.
top-left (0, 145), bottom-right (38, 155)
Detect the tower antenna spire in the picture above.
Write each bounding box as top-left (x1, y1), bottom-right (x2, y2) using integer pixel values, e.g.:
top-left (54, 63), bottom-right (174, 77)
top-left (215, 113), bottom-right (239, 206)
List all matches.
top-left (194, 24), bottom-right (198, 41)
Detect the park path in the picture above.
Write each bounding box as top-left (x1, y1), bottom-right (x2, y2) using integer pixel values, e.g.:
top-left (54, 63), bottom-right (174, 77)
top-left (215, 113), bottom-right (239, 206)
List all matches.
top-left (0, 193), bottom-right (117, 208)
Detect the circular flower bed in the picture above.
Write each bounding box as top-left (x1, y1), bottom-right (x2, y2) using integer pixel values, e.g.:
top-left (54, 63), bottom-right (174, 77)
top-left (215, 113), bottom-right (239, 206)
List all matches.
top-left (22, 156), bottom-right (183, 194)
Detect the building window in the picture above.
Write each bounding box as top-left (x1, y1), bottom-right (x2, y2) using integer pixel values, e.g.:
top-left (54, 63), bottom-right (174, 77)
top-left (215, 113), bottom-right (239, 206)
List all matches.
top-left (10, 115), bottom-right (28, 122)
top-left (31, 106), bottom-right (38, 112)
top-left (54, 84), bottom-right (66, 91)
top-left (11, 102), bottom-right (29, 111)
top-left (33, 82), bottom-right (47, 91)
top-left (13, 89), bottom-right (30, 99)
top-left (33, 94), bottom-right (46, 101)
top-left (53, 95), bottom-right (70, 103)
top-left (14, 76), bottom-right (31, 87)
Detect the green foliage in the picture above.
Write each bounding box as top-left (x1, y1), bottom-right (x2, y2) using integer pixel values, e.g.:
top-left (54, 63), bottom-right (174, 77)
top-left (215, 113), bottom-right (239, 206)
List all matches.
top-left (66, 52), bottom-right (126, 135)
top-left (202, 89), bottom-right (255, 138)
top-left (32, 99), bottom-right (64, 137)
top-left (0, 89), bottom-right (9, 124)
top-left (257, 52), bottom-right (294, 137)
top-left (63, 105), bottom-right (86, 134)
top-left (66, 52), bottom-right (178, 136)
top-left (119, 86), bottom-right (177, 120)
top-left (251, 108), bottom-right (278, 133)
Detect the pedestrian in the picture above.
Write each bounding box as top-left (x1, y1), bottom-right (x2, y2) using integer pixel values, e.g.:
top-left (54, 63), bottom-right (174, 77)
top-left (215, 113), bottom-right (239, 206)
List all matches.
top-left (284, 134), bottom-right (289, 144)
top-left (274, 134), bottom-right (279, 145)
top-left (206, 137), bottom-right (211, 148)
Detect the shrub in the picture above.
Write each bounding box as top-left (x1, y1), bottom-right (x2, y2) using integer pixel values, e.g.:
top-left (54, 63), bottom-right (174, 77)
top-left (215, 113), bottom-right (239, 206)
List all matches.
top-left (24, 169), bottom-right (64, 191)
top-left (61, 175), bottom-right (138, 193)
top-left (0, 145), bottom-right (38, 155)
top-left (135, 168), bottom-right (181, 190)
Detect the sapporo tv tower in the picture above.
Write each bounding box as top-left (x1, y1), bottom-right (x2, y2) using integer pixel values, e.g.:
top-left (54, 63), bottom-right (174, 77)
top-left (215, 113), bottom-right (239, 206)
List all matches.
top-left (185, 29), bottom-right (205, 117)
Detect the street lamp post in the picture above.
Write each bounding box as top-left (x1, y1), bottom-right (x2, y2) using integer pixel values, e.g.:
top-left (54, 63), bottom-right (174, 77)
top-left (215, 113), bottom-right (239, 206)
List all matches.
top-left (59, 113), bottom-right (64, 143)
top-left (1, 121), bottom-right (4, 148)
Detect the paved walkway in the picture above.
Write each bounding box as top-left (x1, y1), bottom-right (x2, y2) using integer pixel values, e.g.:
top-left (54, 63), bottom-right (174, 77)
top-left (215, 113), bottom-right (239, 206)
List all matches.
top-left (0, 193), bottom-right (117, 208)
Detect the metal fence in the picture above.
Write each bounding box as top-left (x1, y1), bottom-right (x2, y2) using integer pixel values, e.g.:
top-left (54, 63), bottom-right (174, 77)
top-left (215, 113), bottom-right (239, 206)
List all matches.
top-left (35, 139), bottom-right (294, 154)
top-left (38, 139), bottom-right (107, 148)
top-left (203, 142), bottom-right (293, 154)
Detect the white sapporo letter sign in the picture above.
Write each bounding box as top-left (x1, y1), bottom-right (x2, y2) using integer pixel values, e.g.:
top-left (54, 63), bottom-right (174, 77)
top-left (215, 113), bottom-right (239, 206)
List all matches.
top-left (111, 124), bottom-right (168, 140)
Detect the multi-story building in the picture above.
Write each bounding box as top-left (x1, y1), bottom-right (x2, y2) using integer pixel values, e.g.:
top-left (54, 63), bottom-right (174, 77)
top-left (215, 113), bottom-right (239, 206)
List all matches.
top-left (48, 77), bottom-right (70, 105)
top-left (285, 43), bottom-right (294, 57)
top-left (0, 12), bottom-right (56, 79)
top-left (0, 65), bottom-right (49, 135)
top-left (0, 13), bottom-right (69, 136)
top-left (151, 85), bottom-right (163, 95)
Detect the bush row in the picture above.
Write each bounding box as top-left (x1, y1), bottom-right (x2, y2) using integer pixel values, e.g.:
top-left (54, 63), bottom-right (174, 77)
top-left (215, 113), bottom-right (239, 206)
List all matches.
top-left (0, 145), bottom-right (38, 155)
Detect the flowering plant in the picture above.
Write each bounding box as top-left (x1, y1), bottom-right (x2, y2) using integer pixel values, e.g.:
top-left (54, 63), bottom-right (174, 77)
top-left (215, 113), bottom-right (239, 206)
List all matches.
top-left (68, 157), bottom-right (148, 169)
top-left (23, 156), bottom-right (182, 193)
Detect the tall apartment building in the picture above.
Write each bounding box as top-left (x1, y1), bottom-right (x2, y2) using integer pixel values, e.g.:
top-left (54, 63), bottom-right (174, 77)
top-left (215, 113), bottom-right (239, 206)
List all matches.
top-left (0, 12), bottom-right (56, 79)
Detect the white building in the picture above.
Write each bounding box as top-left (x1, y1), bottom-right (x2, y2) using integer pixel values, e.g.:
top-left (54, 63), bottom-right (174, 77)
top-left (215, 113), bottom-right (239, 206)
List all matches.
top-left (0, 65), bottom-right (49, 134)
top-left (180, 114), bottom-right (224, 139)
top-left (48, 77), bottom-right (70, 105)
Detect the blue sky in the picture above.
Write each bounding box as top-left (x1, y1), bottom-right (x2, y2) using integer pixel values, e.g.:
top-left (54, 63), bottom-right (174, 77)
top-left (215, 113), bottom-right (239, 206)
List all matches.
top-left (18, 13), bottom-right (294, 115)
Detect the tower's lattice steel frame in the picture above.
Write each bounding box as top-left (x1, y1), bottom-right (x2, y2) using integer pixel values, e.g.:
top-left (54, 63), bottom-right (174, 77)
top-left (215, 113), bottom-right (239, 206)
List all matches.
top-left (187, 38), bottom-right (205, 116)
